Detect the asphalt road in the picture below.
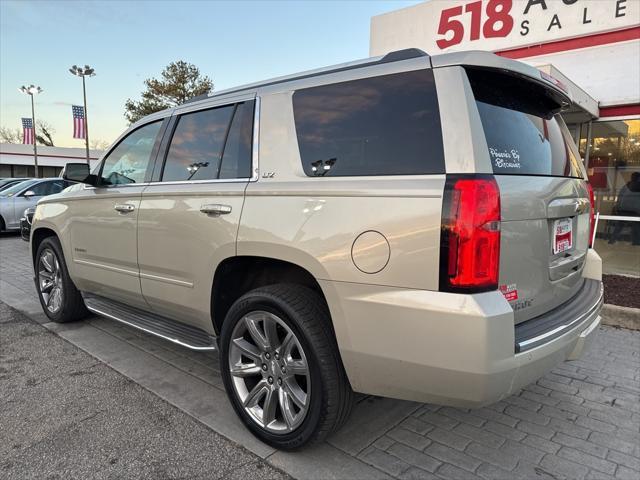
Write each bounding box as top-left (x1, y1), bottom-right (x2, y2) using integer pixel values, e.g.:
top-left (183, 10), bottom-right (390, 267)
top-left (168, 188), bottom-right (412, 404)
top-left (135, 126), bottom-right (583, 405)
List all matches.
top-left (0, 300), bottom-right (290, 480)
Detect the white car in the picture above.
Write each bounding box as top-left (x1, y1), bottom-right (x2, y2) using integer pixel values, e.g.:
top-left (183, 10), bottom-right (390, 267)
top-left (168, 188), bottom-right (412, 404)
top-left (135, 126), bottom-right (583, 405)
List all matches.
top-left (0, 179), bottom-right (73, 231)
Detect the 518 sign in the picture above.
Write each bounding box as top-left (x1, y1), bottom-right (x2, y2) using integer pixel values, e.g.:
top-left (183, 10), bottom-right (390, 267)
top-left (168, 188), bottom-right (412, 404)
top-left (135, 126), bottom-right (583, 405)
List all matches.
top-left (436, 0), bottom-right (514, 49)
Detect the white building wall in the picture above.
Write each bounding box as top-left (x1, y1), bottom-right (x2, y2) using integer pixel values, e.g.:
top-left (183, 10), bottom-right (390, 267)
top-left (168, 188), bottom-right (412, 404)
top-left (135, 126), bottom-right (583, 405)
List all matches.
top-left (523, 40), bottom-right (640, 107)
top-left (371, 0), bottom-right (640, 107)
top-left (0, 143), bottom-right (102, 175)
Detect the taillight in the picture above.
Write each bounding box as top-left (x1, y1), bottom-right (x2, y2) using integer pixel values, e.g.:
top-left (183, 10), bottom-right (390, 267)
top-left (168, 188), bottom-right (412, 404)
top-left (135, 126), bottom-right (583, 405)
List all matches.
top-left (440, 175), bottom-right (501, 293)
top-left (586, 181), bottom-right (595, 247)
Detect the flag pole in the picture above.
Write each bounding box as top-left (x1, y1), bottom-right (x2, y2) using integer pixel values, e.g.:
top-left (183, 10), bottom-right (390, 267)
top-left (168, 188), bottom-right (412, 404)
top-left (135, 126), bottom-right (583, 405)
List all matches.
top-left (69, 65), bottom-right (95, 165)
top-left (19, 85), bottom-right (42, 178)
top-left (82, 75), bottom-right (90, 164)
top-left (30, 94), bottom-right (39, 177)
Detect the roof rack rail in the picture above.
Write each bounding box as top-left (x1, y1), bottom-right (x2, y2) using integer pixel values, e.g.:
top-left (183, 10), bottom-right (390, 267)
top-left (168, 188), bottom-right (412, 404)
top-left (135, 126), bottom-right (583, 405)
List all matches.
top-left (380, 48), bottom-right (429, 63)
top-left (184, 48), bottom-right (429, 105)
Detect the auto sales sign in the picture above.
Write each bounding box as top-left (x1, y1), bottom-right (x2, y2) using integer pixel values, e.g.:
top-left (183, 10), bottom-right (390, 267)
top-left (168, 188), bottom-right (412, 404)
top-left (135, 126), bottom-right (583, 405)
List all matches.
top-left (370, 0), bottom-right (640, 56)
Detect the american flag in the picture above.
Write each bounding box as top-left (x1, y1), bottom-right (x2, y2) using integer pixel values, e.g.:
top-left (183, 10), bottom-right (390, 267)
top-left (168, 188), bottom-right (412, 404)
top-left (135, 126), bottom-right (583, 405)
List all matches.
top-left (22, 118), bottom-right (34, 145)
top-left (72, 105), bottom-right (86, 139)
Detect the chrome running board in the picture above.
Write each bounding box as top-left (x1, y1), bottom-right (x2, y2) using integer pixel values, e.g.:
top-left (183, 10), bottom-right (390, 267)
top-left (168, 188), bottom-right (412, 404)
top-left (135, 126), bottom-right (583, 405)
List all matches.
top-left (82, 293), bottom-right (217, 351)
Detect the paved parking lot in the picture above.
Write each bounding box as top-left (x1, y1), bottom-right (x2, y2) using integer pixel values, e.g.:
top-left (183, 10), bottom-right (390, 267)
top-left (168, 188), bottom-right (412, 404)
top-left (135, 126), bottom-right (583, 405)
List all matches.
top-left (1, 234), bottom-right (639, 480)
top-left (0, 301), bottom-right (289, 480)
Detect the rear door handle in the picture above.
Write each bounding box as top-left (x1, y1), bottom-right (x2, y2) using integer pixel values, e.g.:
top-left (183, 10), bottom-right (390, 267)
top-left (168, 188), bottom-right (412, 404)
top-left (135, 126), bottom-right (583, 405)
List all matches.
top-left (114, 204), bottom-right (135, 213)
top-left (200, 204), bottom-right (232, 215)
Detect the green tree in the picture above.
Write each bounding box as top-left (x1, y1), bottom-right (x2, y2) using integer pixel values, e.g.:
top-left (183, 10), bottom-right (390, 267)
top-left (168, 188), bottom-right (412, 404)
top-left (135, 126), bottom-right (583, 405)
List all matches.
top-left (124, 61), bottom-right (213, 124)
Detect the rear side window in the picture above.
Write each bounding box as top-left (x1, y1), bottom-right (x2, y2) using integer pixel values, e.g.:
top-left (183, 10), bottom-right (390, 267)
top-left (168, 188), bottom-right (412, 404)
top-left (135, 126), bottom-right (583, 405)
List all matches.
top-left (467, 68), bottom-right (583, 178)
top-left (162, 106), bottom-right (235, 182)
top-left (292, 69), bottom-right (444, 177)
top-left (162, 101), bottom-right (254, 182)
top-left (219, 101), bottom-right (254, 179)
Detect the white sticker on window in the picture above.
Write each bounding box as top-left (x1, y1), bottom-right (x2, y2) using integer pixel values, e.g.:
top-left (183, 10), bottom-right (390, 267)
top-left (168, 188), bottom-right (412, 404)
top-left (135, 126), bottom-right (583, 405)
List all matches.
top-left (489, 147), bottom-right (521, 169)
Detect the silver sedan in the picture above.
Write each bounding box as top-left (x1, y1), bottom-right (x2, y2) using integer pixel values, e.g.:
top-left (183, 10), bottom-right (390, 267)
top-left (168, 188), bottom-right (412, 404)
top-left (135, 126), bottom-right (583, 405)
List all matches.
top-left (0, 179), bottom-right (74, 231)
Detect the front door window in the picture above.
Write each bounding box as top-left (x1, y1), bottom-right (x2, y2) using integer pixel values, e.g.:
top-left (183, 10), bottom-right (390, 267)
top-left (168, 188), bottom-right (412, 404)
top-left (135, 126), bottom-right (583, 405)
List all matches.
top-left (100, 121), bottom-right (162, 185)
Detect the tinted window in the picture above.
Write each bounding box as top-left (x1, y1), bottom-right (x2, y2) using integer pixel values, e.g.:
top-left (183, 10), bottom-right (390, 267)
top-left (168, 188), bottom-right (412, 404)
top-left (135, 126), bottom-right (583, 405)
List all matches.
top-left (101, 121), bottom-right (162, 185)
top-left (292, 69), bottom-right (444, 177)
top-left (26, 181), bottom-right (55, 196)
top-left (162, 106), bottom-right (235, 181)
top-left (468, 68), bottom-right (583, 178)
top-left (219, 101), bottom-right (254, 179)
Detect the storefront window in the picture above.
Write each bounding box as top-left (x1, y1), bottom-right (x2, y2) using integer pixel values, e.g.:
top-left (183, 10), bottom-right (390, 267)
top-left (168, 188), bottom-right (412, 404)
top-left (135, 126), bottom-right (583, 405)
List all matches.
top-left (581, 118), bottom-right (640, 276)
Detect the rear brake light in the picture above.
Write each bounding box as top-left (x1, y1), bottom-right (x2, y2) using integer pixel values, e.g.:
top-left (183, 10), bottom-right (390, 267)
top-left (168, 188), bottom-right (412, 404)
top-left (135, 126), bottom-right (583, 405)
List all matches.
top-left (440, 175), bottom-right (500, 293)
top-left (586, 181), bottom-right (595, 247)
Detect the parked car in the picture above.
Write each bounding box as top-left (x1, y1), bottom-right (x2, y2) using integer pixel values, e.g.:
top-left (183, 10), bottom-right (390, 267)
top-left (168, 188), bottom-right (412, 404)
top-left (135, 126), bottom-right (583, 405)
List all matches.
top-left (0, 179), bottom-right (74, 231)
top-left (0, 177), bottom-right (31, 192)
top-left (30, 49), bottom-right (603, 450)
top-left (20, 206), bottom-right (36, 241)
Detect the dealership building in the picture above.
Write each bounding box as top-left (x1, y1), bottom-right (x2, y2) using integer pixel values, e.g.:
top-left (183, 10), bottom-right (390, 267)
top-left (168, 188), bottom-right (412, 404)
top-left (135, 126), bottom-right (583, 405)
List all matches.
top-left (372, 0), bottom-right (640, 276)
top-left (0, 143), bottom-right (101, 178)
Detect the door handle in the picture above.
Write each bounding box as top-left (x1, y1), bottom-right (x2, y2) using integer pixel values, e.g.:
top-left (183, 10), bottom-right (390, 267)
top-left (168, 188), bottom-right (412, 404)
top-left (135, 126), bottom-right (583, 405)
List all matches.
top-left (114, 204), bottom-right (135, 213)
top-left (200, 204), bottom-right (232, 215)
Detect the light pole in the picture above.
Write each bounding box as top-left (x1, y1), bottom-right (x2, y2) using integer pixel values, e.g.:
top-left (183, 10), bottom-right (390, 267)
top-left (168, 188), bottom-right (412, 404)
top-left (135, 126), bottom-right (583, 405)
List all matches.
top-left (18, 85), bottom-right (43, 178)
top-left (69, 65), bottom-right (95, 164)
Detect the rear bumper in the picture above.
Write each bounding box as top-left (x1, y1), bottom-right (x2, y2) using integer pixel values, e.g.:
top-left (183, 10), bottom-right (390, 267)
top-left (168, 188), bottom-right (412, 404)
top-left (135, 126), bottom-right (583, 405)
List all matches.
top-left (320, 276), bottom-right (603, 407)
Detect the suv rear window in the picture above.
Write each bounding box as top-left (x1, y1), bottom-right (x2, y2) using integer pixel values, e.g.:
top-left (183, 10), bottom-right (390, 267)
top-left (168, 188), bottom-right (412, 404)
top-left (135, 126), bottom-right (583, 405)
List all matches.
top-left (292, 69), bottom-right (444, 177)
top-left (467, 68), bottom-right (583, 179)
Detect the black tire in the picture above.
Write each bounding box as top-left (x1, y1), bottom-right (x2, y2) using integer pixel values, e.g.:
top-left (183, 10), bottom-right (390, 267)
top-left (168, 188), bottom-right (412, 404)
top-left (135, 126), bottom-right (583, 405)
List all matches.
top-left (220, 284), bottom-right (353, 450)
top-left (35, 236), bottom-right (87, 323)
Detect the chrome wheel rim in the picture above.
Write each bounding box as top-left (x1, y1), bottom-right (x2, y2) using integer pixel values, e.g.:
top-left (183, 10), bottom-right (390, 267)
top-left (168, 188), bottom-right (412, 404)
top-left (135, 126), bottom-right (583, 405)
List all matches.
top-left (38, 248), bottom-right (63, 314)
top-left (228, 311), bottom-right (311, 434)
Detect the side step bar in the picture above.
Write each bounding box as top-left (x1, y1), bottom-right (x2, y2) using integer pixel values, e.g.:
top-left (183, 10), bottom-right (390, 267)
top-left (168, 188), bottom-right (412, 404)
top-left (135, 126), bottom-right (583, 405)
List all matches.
top-left (82, 293), bottom-right (217, 351)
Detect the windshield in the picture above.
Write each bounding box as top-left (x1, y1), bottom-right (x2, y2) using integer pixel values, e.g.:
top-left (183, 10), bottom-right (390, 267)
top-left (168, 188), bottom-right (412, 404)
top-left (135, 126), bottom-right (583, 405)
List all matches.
top-left (0, 179), bottom-right (38, 198)
top-left (0, 179), bottom-right (26, 190)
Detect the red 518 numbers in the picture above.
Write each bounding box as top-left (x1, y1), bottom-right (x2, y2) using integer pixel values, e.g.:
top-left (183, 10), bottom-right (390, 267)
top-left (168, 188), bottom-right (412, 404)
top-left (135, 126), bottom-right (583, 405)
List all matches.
top-left (436, 0), bottom-right (514, 49)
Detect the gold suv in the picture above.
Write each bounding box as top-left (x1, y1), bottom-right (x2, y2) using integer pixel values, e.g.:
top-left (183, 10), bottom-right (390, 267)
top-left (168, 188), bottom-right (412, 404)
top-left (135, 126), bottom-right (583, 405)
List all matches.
top-left (31, 49), bottom-right (603, 449)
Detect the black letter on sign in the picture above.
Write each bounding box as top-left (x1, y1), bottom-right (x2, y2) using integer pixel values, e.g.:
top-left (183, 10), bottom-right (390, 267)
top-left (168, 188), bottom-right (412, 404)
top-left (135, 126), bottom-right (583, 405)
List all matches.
top-left (582, 7), bottom-right (592, 24)
top-left (520, 20), bottom-right (530, 36)
top-left (616, 0), bottom-right (627, 18)
top-left (562, 0), bottom-right (578, 4)
top-left (548, 14), bottom-right (562, 31)
top-left (524, 0), bottom-right (547, 15)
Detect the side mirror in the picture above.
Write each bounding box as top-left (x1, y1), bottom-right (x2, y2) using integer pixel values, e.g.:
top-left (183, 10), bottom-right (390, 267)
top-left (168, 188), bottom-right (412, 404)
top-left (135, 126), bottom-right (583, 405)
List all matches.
top-left (62, 162), bottom-right (96, 185)
top-left (23, 190), bottom-right (36, 198)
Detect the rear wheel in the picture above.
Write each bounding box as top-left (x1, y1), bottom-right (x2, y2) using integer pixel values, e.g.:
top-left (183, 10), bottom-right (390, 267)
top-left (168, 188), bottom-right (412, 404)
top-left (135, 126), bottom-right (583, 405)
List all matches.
top-left (220, 284), bottom-right (353, 450)
top-left (35, 237), bottom-right (87, 323)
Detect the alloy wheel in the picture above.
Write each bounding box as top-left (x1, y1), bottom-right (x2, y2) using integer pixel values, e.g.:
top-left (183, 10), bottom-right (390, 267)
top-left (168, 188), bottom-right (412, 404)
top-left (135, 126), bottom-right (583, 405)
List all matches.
top-left (228, 310), bottom-right (311, 433)
top-left (38, 248), bottom-right (63, 314)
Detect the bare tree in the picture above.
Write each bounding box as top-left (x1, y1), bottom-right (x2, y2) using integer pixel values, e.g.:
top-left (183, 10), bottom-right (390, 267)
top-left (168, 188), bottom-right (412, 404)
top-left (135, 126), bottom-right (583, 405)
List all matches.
top-left (90, 138), bottom-right (111, 150)
top-left (0, 126), bottom-right (21, 143)
top-left (0, 121), bottom-right (55, 146)
top-left (35, 120), bottom-right (55, 146)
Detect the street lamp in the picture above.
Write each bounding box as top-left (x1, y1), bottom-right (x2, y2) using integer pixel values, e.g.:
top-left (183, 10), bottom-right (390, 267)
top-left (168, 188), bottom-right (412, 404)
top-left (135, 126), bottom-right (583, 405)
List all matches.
top-left (69, 64), bottom-right (95, 164)
top-left (18, 85), bottom-right (43, 178)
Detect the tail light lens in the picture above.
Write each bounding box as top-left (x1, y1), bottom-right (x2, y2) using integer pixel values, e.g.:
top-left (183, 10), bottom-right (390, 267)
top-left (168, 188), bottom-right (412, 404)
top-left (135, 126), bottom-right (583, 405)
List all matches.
top-left (586, 181), bottom-right (595, 247)
top-left (440, 175), bottom-right (501, 293)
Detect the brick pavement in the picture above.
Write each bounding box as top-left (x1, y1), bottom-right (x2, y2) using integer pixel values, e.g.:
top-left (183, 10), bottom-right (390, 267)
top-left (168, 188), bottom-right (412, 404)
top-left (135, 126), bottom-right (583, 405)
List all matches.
top-left (1, 233), bottom-right (639, 480)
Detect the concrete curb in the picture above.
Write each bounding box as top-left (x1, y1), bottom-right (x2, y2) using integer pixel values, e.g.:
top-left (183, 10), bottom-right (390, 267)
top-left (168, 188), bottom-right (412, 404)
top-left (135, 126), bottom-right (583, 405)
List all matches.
top-left (601, 303), bottom-right (640, 331)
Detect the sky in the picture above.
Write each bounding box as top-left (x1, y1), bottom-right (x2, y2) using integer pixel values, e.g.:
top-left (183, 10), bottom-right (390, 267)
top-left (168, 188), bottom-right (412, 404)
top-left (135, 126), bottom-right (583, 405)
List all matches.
top-left (0, 0), bottom-right (420, 148)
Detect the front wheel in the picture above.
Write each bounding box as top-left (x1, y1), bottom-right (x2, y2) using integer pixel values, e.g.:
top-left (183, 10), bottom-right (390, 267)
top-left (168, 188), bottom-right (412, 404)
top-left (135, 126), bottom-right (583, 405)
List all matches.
top-left (220, 284), bottom-right (353, 450)
top-left (35, 236), bottom-right (87, 323)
